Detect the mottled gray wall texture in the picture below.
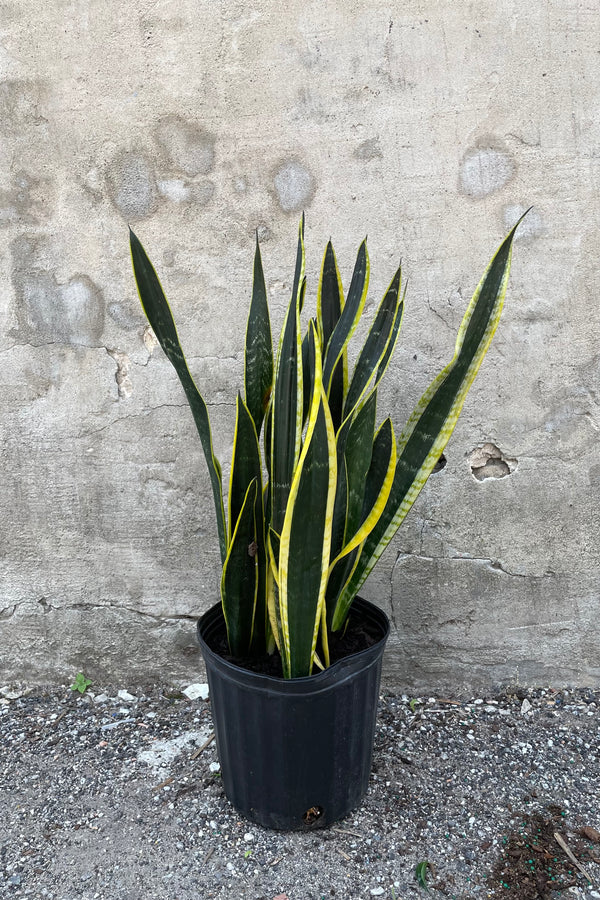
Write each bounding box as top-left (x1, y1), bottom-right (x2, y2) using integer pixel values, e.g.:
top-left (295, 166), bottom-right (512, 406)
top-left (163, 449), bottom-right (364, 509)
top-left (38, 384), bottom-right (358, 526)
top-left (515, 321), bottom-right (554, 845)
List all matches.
top-left (1, 1), bottom-right (599, 694)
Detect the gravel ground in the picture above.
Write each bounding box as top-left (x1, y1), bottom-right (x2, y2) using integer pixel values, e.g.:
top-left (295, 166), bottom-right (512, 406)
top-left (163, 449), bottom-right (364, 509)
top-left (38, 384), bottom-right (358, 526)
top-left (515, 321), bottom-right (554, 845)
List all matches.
top-left (1, 682), bottom-right (599, 900)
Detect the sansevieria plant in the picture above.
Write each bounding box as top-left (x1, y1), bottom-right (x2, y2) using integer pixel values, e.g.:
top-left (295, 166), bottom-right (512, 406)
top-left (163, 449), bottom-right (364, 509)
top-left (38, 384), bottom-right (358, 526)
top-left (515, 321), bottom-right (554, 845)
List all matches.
top-left (130, 214), bottom-right (525, 679)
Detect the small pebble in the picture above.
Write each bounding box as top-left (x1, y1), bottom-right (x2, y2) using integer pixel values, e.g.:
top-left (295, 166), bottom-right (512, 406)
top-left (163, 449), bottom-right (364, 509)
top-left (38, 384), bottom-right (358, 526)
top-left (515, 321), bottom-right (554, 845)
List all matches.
top-left (117, 689), bottom-right (136, 702)
top-left (521, 698), bottom-right (533, 715)
top-left (183, 683), bottom-right (210, 701)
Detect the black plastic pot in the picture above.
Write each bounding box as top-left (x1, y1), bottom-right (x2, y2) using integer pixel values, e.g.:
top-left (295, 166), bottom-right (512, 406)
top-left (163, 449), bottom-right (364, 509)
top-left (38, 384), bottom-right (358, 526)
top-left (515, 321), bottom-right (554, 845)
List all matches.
top-left (197, 596), bottom-right (389, 831)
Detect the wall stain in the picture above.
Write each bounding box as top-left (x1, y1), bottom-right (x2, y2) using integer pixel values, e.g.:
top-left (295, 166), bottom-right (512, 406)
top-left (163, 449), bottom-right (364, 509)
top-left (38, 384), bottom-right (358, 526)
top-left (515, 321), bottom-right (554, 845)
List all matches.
top-left (157, 176), bottom-right (215, 207)
top-left (157, 178), bottom-right (190, 203)
top-left (106, 152), bottom-right (158, 219)
top-left (0, 171), bottom-right (48, 226)
top-left (354, 138), bottom-right (383, 161)
top-left (10, 236), bottom-right (105, 347)
top-left (189, 180), bottom-right (215, 206)
top-left (460, 143), bottom-right (514, 198)
top-left (155, 115), bottom-right (215, 177)
top-left (0, 80), bottom-right (48, 134)
top-left (256, 224), bottom-right (272, 242)
top-left (107, 301), bottom-right (145, 330)
top-left (273, 159), bottom-right (315, 213)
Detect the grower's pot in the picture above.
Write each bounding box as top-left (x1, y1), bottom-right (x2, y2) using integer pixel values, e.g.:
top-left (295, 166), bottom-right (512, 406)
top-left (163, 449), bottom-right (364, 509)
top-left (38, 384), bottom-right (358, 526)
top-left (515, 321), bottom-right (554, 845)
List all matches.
top-left (197, 596), bottom-right (389, 831)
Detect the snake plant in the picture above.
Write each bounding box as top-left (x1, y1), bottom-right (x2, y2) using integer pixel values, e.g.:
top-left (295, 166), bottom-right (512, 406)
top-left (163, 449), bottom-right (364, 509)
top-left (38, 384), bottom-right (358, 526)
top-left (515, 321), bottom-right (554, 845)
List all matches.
top-left (130, 214), bottom-right (524, 678)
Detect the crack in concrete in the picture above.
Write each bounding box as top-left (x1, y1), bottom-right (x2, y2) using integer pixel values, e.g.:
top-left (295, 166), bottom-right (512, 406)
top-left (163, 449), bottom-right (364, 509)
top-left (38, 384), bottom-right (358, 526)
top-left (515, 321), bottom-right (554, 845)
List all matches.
top-left (3, 598), bottom-right (198, 624)
top-left (425, 291), bottom-right (455, 334)
top-left (393, 552), bottom-right (552, 580)
top-left (187, 354), bottom-right (240, 364)
top-left (0, 604), bottom-right (17, 620)
top-left (1, 339), bottom-right (108, 353)
top-left (77, 405), bottom-right (188, 440)
top-left (506, 621), bottom-right (575, 632)
top-left (75, 398), bottom-right (234, 441)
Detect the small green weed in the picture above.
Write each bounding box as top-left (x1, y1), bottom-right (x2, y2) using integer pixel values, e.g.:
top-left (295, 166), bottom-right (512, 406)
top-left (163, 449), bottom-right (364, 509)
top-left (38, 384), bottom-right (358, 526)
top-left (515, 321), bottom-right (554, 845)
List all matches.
top-left (71, 673), bottom-right (92, 694)
top-left (415, 860), bottom-right (431, 890)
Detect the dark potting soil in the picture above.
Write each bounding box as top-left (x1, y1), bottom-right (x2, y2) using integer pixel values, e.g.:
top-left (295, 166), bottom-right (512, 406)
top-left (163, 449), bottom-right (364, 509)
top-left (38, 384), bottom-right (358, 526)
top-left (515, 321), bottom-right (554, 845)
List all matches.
top-left (489, 806), bottom-right (599, 898)
top-left (205, 606), bottom-right (381, 678)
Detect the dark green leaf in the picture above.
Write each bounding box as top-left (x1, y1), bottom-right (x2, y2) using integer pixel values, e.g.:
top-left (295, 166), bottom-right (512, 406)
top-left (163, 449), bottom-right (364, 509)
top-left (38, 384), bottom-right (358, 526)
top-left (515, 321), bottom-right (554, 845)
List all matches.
top-left (330, 417), bottom-right (395, 630)
top-left (229, 394), bottom-right (262, 539)
top-left (322, 240), bottom-right (369, 393)
top-left (229, 396), bottom-right (267, 653)
top-left (245, 235), bottom-right (273, 435)
top-left (318, 241), bottom-right (343, 349)
top-left (343, 267), bottom-right (401, 418)
top-left (334, 219), bottom-right (524, 609)
top-left (343, 392), bottom-right (377, 542)
top-left (270, 276), bottom-right (305, 534)
top-left (301, 320), bottom-right (317, 427)
top-left (129, 229), bottom-right (227, 563)
top-left (283, 401), bottom-right (333, 677)
top-left (291, 213), bottom-right (305, 314)
top-left (221, 479), bottom-right (258, 656)
top-left (415, 860), bottom-right (430, 890)
top-left (376, 282), bottom-right (406, 384)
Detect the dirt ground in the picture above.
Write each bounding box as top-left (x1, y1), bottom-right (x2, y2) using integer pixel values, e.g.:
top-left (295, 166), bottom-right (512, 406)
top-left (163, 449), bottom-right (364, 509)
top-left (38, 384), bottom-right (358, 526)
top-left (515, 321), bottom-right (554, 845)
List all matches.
top-left (1, 683), bottom-right (599, 899)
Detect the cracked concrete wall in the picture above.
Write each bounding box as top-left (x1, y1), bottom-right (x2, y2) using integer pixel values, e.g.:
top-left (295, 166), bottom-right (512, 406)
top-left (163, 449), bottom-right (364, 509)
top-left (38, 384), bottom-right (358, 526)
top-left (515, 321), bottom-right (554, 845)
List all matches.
top-left (1, 1), bottom-right (599, 693)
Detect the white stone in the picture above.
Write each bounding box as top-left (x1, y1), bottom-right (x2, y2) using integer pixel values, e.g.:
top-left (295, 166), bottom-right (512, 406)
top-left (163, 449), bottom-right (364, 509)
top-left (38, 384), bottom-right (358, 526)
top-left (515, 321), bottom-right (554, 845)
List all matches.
top-left (520, 698), bottom-right (533, 715)
top-left (117, 690), bottom-right (136, 702)
top-left (137, 729), bottom-right (211, 772)
top-left (183, 683), bottom-right (209, 701)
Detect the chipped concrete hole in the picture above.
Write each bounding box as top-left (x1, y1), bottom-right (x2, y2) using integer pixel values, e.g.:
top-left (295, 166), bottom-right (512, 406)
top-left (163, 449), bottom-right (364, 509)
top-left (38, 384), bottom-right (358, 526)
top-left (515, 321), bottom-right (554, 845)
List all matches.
top-left (468, 443), bottom-right (517, 481)
top-left (143, 324), bottom-right (159, 355)
top-left (107, 349), bottom-right (133, 400)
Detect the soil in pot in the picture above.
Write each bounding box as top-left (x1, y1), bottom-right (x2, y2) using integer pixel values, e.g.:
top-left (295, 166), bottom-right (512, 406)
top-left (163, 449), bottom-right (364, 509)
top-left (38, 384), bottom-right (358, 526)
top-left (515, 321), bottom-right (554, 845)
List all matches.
top-left (202, 603), bottom-right (383, 677)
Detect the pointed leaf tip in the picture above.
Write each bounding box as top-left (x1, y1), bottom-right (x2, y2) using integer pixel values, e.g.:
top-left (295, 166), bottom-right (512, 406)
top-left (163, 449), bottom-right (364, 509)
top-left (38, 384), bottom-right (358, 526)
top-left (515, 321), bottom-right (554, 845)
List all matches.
top-left (512, 207), bottom-right (532, 236)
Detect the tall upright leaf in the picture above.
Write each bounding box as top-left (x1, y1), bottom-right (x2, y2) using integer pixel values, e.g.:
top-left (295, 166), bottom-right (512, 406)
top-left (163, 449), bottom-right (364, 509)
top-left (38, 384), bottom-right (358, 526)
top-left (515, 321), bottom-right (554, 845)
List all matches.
top-left (129, 229), bottom-right (227, 563)
top-left (245, 236), bottom-right (273, 436)
top-left (343, 267), bottom-right (403, 420)
top-left (270, 218), bottom-right (305, 534)
top-left (228, 395), bottom-right (267, 652)
top-left (221, 479), bottom-right (258, 656)
top-left (330, 417), bottom-right (396, 629)
top-left (318, 242), bottom-right (346, 428)
top-left (278, 324), bottom-right (337, 677)
top-left (333, 216), bottom-right (526, 622)
top-left (322, 240), bottom-right (370, 394)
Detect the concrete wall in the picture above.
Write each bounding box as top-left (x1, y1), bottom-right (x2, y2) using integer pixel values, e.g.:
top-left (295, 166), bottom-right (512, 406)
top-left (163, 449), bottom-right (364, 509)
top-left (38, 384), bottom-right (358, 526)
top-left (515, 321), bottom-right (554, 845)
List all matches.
top-left (1, 1), bottom-right (599, 694)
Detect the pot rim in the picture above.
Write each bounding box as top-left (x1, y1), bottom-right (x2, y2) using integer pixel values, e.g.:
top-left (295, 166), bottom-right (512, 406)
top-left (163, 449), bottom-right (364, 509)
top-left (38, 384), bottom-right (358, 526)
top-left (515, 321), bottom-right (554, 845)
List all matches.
top-left (197, 596), bottom-right (390, 694)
